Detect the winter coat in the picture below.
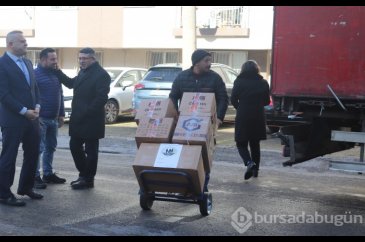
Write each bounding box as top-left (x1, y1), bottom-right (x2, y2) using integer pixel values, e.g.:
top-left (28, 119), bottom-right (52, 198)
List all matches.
top-left (231, 72), bottom-right (270, 142)
top-left (169, 67), bottom-right (229, 121)
top-left (55, 62), bottom-right (110, 139)
top-left (34, 65), bottom-right (65, 119)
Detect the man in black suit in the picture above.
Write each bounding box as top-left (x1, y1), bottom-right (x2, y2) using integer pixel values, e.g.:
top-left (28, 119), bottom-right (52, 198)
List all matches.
top-left (55, 48), bottom-right (110, 189)
top-left (0, 30), bottom-right (44, 207)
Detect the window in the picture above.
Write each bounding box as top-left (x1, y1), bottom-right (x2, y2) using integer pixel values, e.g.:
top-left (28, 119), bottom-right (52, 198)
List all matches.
top-left (121, 70), bottom-right (139, 83)
top-left (26, 49), bottom-right (42, 67)
top-left (211, 66), bottom-right (226, 81)
top-left (222, 67), bottom-right (238, 84)
top-left (143, 67), bottom-right (182, 82)
top-left (107, 69), bottom-right (123, 82)
top-left (210, 51), bottom-right (230, 66)
top-left (147, 51), bottom-right (180, 67)
top-left (94, 51), bottom-right (103, 65)
top-left (210, 50), bottom-right (247, 73)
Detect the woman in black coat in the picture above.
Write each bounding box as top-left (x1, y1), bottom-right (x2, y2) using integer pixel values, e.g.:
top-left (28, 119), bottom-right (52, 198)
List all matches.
top-left (231, 60), bottom-right (270, 180)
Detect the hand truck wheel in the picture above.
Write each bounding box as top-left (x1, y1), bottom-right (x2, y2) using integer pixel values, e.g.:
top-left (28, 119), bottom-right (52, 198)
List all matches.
top-left (140, 192), bottom-right (154, 210)
top-left (199, 193), bottom-right (212, 216)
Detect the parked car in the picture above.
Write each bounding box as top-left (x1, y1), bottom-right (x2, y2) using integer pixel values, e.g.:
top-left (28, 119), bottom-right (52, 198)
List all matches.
top-left (132, 63), bottom-right (238, 121)
top-left (63, 67), bottom-right (147, 124)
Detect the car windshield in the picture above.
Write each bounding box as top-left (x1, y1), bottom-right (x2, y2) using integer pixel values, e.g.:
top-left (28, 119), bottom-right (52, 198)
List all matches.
top-left (143, 68), bottom-right (181, 82)
top-left (106, 69), bottom-right (124, 81)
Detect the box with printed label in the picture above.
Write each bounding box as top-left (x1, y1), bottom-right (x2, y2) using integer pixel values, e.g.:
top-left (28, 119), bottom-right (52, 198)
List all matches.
top-left (135, 98), bottom-right (177, 124)
top-left (178, 92), bottom-right (217, 134)
top-left (133, 143), bottom-right (205, 194)
top-left (172, 115), bottom-right (214, 172)
top-left (179, 92), bottom-right (216, 115)
top-left (135, 117), bottom-right (176, 148)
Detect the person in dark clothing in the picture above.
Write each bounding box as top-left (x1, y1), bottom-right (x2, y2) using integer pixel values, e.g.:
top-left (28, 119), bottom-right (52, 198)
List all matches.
top-left (0, 30), bottom-right (43, 207)
top-left (34, 48), bottom-right (66, 190)
top-left (169, 49), bottom-right (228, 124)
top-left (169, 49), bottom-right (229, 192)
top-left (54, 48), bottom-right (110, 190)
top-left (231, 60), bottom-right (270, 180)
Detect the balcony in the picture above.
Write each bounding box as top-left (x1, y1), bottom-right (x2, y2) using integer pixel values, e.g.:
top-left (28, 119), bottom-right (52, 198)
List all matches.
top-left (173, 6), bottom-right (250, 38)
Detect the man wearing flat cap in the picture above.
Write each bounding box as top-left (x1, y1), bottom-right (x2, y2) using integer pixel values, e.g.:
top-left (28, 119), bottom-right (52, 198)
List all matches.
top-left (169, 49), bottom-right (229, 192)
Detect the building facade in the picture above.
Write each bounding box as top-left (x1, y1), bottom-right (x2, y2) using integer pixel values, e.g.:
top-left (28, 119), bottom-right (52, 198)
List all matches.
top-left (0, 6), bottom-right (273, 78)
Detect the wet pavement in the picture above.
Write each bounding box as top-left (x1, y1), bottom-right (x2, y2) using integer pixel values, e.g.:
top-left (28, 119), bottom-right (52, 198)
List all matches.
top-left (0, 118), bottom-right (364, 235)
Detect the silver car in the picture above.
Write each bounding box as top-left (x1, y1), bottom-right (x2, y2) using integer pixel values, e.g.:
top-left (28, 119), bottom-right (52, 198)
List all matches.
top-left (104, 67), bottom-right (147, 123)
top-left (132, 63), bottom-right (238, 120)
top-left (63, 67), bottom-right (147, 124)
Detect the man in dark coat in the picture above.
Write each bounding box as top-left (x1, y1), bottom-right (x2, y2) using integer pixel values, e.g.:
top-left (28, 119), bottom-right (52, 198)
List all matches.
top-left (0, 30), bottom-right (43, 206)
top-left (231, 60), bottom-right (270, 180)
top-left (169, 49), bottom-right (229, 192)
top-left (55, 48), bottom-right (110, 189)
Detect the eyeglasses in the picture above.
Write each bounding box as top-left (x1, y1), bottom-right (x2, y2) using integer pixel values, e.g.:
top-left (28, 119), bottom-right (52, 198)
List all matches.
top-left (78, 57), bottom-right (93, 61)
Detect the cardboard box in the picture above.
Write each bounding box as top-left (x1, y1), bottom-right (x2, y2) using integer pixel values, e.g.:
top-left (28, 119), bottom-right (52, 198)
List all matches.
top-left (133, 143), bottom-right (205, 194)
top-left (179, 92), bottom-right (217, 135)
top-left (135, 117), bottom-right (176, 148)
top-left (179, 92), bottom-right (216, 116)
top-left (135, 99), bottom-right (177, 124)
top-left (172, 115), bottom-right (214, 172)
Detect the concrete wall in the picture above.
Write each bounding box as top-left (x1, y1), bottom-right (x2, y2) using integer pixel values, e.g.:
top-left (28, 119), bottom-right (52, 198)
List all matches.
top-left (120, 6), bottom-right (273, 50)
top-left (102, 49), bottom-right (147, 68)
top-left (121, 6), bottom-right (183, 48)
top-left (77, 6), bottom-right (124, 48)
top-left (59, 48), bottom-right (79, 76)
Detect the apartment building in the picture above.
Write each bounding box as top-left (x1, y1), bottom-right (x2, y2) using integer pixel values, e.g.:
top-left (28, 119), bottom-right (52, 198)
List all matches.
top-left (0, 6), bottom-right (273, 78)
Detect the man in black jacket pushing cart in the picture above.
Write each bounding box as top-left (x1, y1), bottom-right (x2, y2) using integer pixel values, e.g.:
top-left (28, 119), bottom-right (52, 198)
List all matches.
top-left (169, 49), bottom-right (229, 193)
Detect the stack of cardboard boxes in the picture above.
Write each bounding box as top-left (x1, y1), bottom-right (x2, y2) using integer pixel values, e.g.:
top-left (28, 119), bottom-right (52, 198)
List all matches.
top-left (132, 93), bottom-right (217, 195)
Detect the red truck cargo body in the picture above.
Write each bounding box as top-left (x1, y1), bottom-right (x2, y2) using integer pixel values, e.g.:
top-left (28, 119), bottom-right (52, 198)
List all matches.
top-left (271, 6), bottom-right (365, 100)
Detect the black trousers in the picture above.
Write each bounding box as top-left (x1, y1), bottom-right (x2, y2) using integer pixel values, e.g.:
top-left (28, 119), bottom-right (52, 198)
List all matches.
top-left (236, 140), bottom-right (261, 169)
top-left (69, 136), bottom-right (99, 182)
top-left (0, 120), bottom-right (40, 198)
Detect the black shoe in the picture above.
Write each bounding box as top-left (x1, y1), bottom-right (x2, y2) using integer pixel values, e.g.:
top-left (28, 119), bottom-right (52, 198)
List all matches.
top-left (18, 190), bottom-right (43, 200)
top-left (43, 173), bottom-right (66, 184)
top-left (0, 194), bottom-right (26, 207)
top-left (244, 161), bottom-right (257, 180)
top-left (253, 169), bottom-right (259, 178)
top-left (34, 176), bottom-right (47, 189)
top-left (70, 177), bottom-right (84, 186)
top-left (71, 179), bottom-right (94, 190)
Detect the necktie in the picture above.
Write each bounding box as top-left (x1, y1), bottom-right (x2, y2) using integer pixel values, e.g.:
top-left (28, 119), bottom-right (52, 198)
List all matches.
top-left (17, 58), bottom-right (30, 85)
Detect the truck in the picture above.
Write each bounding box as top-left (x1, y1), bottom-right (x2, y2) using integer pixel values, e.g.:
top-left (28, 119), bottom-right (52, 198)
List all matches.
top-left (267, 6), bottom-right (365, 166)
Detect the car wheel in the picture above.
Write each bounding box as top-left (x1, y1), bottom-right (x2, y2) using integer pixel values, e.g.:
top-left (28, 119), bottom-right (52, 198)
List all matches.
top-left (105, 100), bottom-right (119, 124)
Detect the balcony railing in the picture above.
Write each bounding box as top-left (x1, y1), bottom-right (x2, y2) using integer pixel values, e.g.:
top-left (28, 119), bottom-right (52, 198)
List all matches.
top-left (174, 6), bottom-right (249, 37)
top-left (196, 6), bottom-right (249, 29)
